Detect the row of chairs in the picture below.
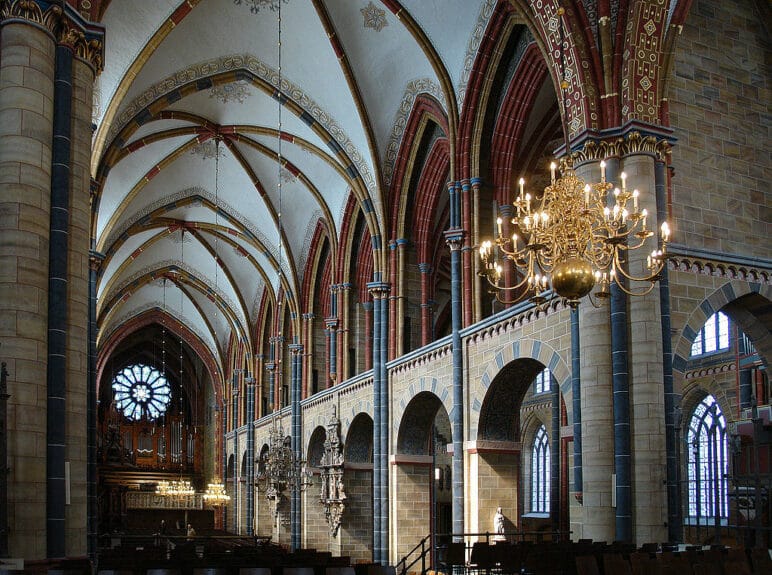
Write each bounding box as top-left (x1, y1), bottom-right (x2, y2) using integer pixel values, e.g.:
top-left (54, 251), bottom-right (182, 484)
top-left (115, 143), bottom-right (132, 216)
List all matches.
top-left (576, 547), bottom-right (771, 575)
top-left (438, 540), bottom-right (772, 575)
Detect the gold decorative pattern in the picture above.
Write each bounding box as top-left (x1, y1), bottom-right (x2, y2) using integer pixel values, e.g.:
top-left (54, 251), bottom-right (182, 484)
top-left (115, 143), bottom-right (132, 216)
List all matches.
top-left (571, 130), bottom-right (671, 164)
top-left (1, 1), bottom-right (105, 73)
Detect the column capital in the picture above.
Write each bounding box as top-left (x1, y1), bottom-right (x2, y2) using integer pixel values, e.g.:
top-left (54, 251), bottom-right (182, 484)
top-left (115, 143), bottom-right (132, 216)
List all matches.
top-left (444, 229), bottom-right (466, 250)
top-left (570, 124), bottom-right (674, 165)
top-left (1, 1), bottom-right (105, 73)
top-left (418, 263), bottom-right (433, 274)
top-left (288, 344), bottom-right (304, 355)
top-left (366, 281), bottom-right (390, 298)
top-left (89, 250), bottom-right (105, 271)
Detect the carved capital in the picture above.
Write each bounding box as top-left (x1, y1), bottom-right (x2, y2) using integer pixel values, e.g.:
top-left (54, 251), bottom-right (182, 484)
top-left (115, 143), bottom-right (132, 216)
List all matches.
top-left (571, 130), bottom-right (672, 164)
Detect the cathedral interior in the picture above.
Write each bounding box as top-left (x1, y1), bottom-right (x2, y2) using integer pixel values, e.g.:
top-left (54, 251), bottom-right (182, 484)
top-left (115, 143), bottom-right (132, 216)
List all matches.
top-left (0, 0), bottom-right (770, 572)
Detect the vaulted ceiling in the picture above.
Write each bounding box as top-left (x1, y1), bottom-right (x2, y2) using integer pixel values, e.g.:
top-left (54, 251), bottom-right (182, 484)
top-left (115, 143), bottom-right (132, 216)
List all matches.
top-left (92, 1), bottom-right (557, 393)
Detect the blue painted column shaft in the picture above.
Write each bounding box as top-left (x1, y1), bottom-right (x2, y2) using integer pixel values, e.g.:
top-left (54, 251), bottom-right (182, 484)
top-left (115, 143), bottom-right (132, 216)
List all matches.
top-left (223, 403), bottom-right (228, 529)
top-left (446, 180), bottom-right (465, 541)
top-left (571, 308), bottom-right (583, 501)
top-left (268, 339), bottom-right (276, 410)
top-left (606, 158), bottom-right (632, 542)
top-left (87, 251), bottom-right (102, 558)
top-left (551, 375), bottom-right (561, 534)
top-left (246, 376), bottom-right (255, 535)
top-left (290, 343), bottom-right (303, 550)
top-left (47, 44), bottom-right (73, 559)
top-left (232, 376), bottom-right (239, 532)
top-left (370, 287), bottom-right (382, 563)
top-left (656, 159), bottom-right (681, 542)
top-left (379, 287), bottom-right (389, 563)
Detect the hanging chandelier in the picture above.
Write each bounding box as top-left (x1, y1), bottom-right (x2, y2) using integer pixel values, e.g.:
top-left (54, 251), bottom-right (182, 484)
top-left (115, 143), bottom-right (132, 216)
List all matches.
top-left (479, 159), bottom-right (670, 307)
top-left (478, 7), bottom-right (670, 308)
top-left (203, 481), bottom-right (231, 506)
top-left (155, 478), bottom-right (195, 498)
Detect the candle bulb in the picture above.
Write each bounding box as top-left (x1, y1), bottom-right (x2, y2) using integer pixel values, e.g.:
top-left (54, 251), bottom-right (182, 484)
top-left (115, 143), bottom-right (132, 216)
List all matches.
top-left (519, 178), bottom-right (525, 199)
top-left (584, 184), bottom-right (590, 206)
top-left (550, 162), bottom-right (556, 183)
top-left (600, 160), bottom-right (606, 182)
top-left (641, 208), bottom-right (648, 231)
top-left (497, 217), bottom-right (502, 237)
top-left (633, 189), bottom-right (639, 212)
top-left (620, 171), bottom-right (627, 192)
top-left (661, 221), bottom-right (670, 242)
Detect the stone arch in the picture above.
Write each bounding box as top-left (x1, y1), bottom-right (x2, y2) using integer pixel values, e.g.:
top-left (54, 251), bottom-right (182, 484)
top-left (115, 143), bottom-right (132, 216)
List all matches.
top-left (343, 412), bottom-right (373, 464)
top-left (226, 453), bottom-right (235, 477)
top-left (672, 281), bottom-right (772, 374)
top-left (306, 425), bottom-right (326, 468)
top-left (471, 339), bottom-right (571, 441)
top-left (392, 377), bottom-right (451, 449)
top-left (681, 385), bottom-right (733, 428)
top-left (396, 390), bottom-right (451, 456)
top-left (240, 450), bottom-right (248, 476)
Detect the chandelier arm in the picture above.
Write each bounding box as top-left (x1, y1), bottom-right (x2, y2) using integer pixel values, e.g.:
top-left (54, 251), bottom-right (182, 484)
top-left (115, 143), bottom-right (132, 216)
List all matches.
top-left (612, 249), bottom-right (666, 283)
top-left (610, 276), bottom-right (658, 297)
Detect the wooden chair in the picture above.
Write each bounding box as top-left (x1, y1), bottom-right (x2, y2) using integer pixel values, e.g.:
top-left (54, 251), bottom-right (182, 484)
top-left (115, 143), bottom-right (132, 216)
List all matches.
top-left (438, 541), bottom-right (466, 574)
top-left (750, 548), bottom-right (772, 574)
top-left (239, 568), bottom-right (273, 575)
top-left (629, 552), bottom-right (659, 575)
top-left (721, 548), bottom-right (751, 575)
top-left (575, 555), bottom-right (600, 575)
top-left (467, 542), bottom-right (495, 575)
top-left (603, 553), bottom-right (632, 575)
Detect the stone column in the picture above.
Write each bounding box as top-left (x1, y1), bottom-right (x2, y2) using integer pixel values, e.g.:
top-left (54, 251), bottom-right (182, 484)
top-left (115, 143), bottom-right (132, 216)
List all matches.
top-left (444, 228), bottom-right (465, 541)
top-left (574, 160), bottom-right (615, 543)
top-left (68, 40), bottom-right (98, 559)
top-left (245, 376), bottom-right (255, 534)
top-left (622, 146), bottom-right (668, 545)
top-left (0, 15), bottom-right (55, 558)
top-left (418, 263), bottom-right (433, 346)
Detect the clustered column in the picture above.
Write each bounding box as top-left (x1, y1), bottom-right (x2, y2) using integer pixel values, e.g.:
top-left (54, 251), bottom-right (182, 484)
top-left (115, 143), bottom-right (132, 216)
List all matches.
top-left (0, 2), bottom-right (103, 560)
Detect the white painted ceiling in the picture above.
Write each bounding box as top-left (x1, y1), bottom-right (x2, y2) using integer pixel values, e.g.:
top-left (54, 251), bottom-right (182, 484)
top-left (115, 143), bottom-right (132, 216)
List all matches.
top-left (93, 0), bottom-right (496, 378)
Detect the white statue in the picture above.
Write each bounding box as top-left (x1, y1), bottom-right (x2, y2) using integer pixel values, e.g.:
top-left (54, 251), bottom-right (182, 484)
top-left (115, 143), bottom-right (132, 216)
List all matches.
top-left (493, 507), bottom-right (505, 540)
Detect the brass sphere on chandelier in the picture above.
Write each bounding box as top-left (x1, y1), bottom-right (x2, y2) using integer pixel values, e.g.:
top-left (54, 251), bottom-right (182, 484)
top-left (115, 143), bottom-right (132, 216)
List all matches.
top-left (551, 257), bottom-right (596, 303)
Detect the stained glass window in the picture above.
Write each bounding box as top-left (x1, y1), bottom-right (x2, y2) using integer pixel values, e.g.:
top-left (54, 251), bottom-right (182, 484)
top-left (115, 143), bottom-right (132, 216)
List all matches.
top-left (691, 312), bottom-right (730, 356)
top-left (112, 364), bottom-right (171, 421)
top-left (687, 395), bottom-right (728, 520)
top-left (531, 425), bottom-right (550, 513)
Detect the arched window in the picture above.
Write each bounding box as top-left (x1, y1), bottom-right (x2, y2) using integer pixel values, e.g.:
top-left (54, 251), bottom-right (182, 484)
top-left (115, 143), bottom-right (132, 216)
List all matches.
top-left (531, 425), bottom-right (550, 513)
top-left (691, 312), bottom-right (730, 357)
top-left (534, 368), bottom-right (551, 394)
top-left (112, 364), bottom-right (171, 421)
top-left (687, 395), bottom-right (728, 521)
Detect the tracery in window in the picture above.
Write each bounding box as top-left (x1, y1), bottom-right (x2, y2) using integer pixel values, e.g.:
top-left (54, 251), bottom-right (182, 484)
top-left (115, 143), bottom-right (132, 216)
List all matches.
top-left (112, 364), bottom-right (171, 421)
top-left (687, 395), bottom-right (728, 520)
top-left (691, 312), bottom-right (730, 357)
top-left (531, 425), bottom-right (550, 513)
top-left (534, 368), bottom-right (551, 394)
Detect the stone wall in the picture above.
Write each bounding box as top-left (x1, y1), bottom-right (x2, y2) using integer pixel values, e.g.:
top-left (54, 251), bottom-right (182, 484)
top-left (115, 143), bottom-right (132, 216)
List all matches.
top-left (667, 0), bottom-right (771, 257)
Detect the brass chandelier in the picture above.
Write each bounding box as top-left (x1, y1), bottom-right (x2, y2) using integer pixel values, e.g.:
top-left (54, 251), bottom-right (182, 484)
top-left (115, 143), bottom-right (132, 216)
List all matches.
top-left (155, 478), bottom-right (195, 498)
top-left (203, 481), bottom-right (231, 506)
top-left (479, 159), bottom-right (670, 307)
top-left (478, 7), bottom-right (670, 308)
